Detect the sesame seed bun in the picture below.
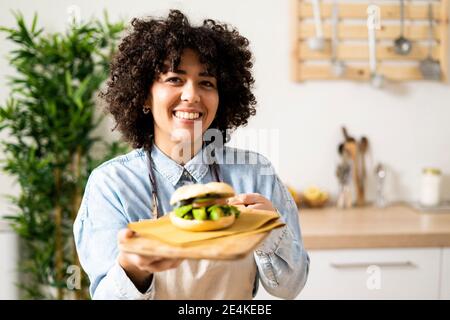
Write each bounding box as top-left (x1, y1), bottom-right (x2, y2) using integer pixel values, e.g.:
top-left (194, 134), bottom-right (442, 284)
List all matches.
top-left (169, 182), bottom-right (235, 206)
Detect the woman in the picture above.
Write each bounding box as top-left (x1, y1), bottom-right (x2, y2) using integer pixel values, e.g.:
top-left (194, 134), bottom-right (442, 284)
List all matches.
top-left (74, 10), bottom-right (309, 300)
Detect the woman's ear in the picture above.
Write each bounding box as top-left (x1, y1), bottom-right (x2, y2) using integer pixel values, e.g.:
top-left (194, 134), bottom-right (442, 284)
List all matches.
top-left (143, 95), bottom-right (153, 114)
top-left (144, 95), bottom-right (152, 109)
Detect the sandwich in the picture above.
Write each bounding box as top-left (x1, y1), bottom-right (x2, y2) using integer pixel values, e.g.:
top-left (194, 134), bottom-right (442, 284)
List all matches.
top-left (169, 182), bottom-right (240, 231)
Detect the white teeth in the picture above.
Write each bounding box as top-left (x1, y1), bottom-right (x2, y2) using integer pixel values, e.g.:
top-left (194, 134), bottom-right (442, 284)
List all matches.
top-left (174, 111), bottom-right (201, 120)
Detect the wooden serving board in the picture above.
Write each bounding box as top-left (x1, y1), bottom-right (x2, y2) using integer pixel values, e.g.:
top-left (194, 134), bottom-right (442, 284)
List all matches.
top-left (119, 231), bottom-right (270, 260)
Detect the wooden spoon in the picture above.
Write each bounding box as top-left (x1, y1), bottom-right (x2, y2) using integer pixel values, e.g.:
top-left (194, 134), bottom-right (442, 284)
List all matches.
top-left (344, 141), bottom-right (364, 206)
top-left (342, 126), bottom-right (355, 143)
top-left (358, 136), bottom-right (369, 205)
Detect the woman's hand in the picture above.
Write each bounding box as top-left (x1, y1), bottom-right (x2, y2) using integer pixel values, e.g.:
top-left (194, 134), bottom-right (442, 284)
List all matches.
top-left (117, 229), bottom-right (183, 292)
top-left (227, 193), bottom-right (276, 212)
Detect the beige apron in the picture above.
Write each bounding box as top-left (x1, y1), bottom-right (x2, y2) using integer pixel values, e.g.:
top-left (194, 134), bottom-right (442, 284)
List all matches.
top-left (154, 253), bottom-right (257, 300)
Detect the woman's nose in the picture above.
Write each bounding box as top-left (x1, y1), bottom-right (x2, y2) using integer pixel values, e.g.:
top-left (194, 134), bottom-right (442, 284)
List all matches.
top-left (180, 82), bottom-right (200, 103)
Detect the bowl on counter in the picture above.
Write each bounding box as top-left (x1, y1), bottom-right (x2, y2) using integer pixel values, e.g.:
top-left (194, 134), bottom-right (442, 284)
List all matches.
top-left (301, 186), bottom-right (329, 208)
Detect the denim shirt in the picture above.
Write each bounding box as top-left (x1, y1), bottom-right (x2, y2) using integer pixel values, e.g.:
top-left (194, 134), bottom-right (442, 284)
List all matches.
top-left (73, 143), bottom-right (309, 299)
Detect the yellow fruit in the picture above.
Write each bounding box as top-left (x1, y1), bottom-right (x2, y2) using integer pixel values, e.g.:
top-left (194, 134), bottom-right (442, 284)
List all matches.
top-left (319, 191), bottom-right (329, 201)
top-left (303, 186), bottom-right (329, 207)
top-left (304, 186), bottom-right (321, 201)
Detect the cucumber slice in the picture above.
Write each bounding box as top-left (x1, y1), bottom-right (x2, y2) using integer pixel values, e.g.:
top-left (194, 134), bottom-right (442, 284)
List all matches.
top-left (174, 204), bottom-right (193, 218)
top-left (183, 213), bottom-right (194, 220)
top-left (206, 204), bottom-right (220, 213)
top-left (229, 205), bottom-right (240, 218)
top-left (209, 207), bottom-right (224, 221)
top-left (192, 207), bottom-right (208, 220)
top-left (206, 205), bottom-right (240, 218)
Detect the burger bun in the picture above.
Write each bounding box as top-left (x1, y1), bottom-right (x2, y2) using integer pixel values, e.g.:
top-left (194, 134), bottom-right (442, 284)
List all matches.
top-left (170, 182), bottom-right (235, 206)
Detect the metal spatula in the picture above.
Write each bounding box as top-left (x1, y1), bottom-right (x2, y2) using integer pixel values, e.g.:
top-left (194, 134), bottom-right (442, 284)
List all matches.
top-left (420, 0), bottom-right (441, 80)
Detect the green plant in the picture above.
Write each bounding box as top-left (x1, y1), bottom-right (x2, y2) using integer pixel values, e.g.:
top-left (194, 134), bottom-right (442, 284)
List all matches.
top-left (0, 12), bottom-right (128, 299)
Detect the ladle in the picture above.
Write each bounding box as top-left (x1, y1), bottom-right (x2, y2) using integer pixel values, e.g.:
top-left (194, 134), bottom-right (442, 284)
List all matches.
top-left (394, 0), bottom-right (412, 55)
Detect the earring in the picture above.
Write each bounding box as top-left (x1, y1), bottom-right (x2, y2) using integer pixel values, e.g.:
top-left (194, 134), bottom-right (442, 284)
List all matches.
top-left (143, 106), bottom-right (151, 114)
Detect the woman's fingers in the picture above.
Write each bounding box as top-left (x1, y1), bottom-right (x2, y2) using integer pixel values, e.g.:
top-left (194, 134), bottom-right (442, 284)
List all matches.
top-left (118, 228), bottom-right (136, 243)
top-left (123, 250), bottom-right (183, 273)
top-left (128, 253), bottom-right (177, 271)
top-left (228, 193), bottom-right (259, 205)
top-left (228, 193), bottom-right (266, 205)
top-left (117, 230), bottom-right (183, 274)
top-left (228, 193), bottom-right (276, 212)
top-left (136, 258), bottom-right (184, 273)
top-left (246, 203), bottom-right (269, 210)
top-left (150, 258), bottom-right (184, 272)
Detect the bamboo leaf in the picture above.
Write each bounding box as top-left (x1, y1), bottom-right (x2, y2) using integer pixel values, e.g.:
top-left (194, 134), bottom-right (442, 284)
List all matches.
top-left (64, 71), bottom-right (73, 98)
top-left (31, 13), bottom-right (37, 34)
top-left (73, 75), bottom-right (92, 110)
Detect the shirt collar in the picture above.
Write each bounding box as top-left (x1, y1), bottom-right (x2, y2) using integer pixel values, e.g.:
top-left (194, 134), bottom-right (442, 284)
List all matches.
top-left (149, 142), bottom-right (216, 186)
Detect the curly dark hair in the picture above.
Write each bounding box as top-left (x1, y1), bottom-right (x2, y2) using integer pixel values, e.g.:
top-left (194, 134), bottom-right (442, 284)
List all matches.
top-left (100, 9), bottom-right (257, 150)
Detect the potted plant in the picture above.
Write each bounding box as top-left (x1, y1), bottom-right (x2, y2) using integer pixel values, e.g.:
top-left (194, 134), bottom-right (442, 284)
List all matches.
top-left (0, 12), bottom-right (127, 299)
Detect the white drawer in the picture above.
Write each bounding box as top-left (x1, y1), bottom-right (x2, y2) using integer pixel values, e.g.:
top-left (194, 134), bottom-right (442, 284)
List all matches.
top-left (297, 248), bottom-right (441, 300)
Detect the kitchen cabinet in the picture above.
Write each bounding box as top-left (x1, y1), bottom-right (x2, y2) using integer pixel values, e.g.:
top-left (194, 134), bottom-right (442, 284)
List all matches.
top-left (440, 248), bottom-right (450, 299)
top-left (254, 247), bottom-right (445, 300)
top-left (297, 248), bottom-right (441, 299)
top-left (300, 205), bottom-right (450, 250)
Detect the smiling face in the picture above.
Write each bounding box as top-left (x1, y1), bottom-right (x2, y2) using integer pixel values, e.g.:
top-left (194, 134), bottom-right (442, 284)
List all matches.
top-left (146, 49), bottom-right (219, 150)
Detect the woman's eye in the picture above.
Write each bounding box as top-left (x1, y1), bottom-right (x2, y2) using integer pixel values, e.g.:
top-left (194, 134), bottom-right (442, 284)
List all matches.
top-left (201, 81), bottom-right (216, 88)
top-left (165, 77), bottom-right (182, 84)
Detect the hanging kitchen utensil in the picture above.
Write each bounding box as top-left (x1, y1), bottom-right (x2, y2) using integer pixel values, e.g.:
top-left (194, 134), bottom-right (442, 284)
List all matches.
top-left (367, 11), bottom-right (384, 88)
top-left (308, 0), bottom-right (325, 51)
top-left (394, 0), bottom-right (413, 55)
top-left (420, 0), bottom-right (441, 80)
top-left (331, 0), bottom-right (346, 77)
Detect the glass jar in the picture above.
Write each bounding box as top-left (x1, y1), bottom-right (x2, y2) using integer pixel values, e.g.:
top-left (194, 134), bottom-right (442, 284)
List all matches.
top-left (419, 167), bottom-right (442, 207)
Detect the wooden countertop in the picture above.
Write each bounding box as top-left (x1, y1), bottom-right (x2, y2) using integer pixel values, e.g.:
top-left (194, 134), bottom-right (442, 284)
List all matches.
top-left (299, 204), bottom-right (450, 250)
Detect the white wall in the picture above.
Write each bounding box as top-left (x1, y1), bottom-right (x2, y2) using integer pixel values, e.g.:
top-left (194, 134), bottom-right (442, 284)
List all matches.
top-left (0, 223), bottom-right (18, 299)
top-left (1, 0), bottom-right (449, 212)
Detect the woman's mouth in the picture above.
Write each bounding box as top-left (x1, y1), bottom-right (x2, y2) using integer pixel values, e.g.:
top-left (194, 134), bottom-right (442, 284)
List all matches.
top-left (173, 111), bottom-right (203, 121)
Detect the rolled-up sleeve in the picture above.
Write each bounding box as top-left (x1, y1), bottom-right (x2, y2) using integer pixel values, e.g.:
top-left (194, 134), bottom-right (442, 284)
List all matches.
top-left (253, 161), bottom-right (310, 299)
top-left (73, 168), bottom-right (154, 299)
